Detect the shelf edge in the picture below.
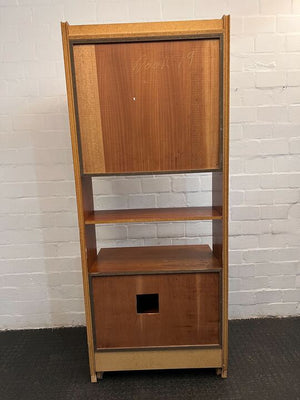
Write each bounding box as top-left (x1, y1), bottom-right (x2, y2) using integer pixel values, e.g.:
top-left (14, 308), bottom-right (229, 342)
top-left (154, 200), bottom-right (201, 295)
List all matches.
top-left (85, 207), bottom-right (222, 225)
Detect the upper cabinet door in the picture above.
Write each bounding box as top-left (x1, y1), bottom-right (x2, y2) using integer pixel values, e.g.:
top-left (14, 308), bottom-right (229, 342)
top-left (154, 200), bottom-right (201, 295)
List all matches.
top-left (72, 38), bottom-right (221, 175)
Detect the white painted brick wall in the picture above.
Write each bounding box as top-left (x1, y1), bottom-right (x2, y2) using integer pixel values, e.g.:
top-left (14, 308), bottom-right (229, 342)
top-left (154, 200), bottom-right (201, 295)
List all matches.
top-left (0, 0), bottom-right (299, 329)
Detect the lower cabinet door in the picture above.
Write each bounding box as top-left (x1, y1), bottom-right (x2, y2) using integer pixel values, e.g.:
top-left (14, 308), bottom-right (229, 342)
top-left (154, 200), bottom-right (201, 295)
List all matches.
top-left (91, 272), bottom-right (220, 349)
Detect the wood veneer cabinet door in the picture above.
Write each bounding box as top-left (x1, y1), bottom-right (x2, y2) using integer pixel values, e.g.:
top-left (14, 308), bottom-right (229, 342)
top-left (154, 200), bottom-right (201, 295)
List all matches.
top-left (72, 38), bottom-right (220, 174)
top-left (91, 272), bottom-right (220, 349)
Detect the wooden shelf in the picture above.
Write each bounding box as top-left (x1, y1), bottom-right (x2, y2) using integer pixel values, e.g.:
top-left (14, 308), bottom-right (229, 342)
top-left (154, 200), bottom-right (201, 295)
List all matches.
top-left (85, 207), bottom-right (222, 225)
top-left (89, 244), bottom-right (221, 276)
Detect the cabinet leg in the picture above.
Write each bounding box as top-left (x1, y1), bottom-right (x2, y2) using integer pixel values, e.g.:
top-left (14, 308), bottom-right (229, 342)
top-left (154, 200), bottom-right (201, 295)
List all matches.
top-left (96, 371), bottom-right (104, 380)
top-left (91, 374), bottom-right (97, 383)
top-left (221, 368), bottom-right (228, 379)
top-left (216, 368), bottom-right (227, 378)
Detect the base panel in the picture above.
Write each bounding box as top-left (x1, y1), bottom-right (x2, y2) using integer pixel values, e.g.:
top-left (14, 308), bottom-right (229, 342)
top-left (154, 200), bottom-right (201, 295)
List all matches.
top-left (95, 348), bottom-right (222, 372)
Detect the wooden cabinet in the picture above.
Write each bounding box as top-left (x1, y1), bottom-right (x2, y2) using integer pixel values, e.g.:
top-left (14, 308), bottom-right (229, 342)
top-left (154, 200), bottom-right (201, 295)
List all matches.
top-left (61, 16), bottom-right (230, 382)
top-left (90, 245), bottom-right (221, 349)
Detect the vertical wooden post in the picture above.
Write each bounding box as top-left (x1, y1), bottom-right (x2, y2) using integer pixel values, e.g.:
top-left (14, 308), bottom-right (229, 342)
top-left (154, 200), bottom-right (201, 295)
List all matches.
top-left (221, 14), bottom-right (230, 379)
top-left (61, 22), bottom-right (97, 383)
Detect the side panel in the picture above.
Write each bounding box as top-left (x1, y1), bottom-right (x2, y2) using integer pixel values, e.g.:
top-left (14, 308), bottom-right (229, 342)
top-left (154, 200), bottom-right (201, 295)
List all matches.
top-left (221, 15), bottom-right (230, 378)
top-left (61, 23), bottom-right (97, 383)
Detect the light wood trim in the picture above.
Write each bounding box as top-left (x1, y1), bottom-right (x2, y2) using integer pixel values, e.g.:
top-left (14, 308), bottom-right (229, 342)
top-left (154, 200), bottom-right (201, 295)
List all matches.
top-left (61, 22), bottom-right (97, 382)
top-left (221, 15), bottom-right (230, 378)
top-left (85, 207), bottom-right (222, 224)
top-left (95, 348), bottom-right (222, 372)
top-left (73, 45), bottom-right (105, 173)
top-left (68, 19), bottom-right (224, 40)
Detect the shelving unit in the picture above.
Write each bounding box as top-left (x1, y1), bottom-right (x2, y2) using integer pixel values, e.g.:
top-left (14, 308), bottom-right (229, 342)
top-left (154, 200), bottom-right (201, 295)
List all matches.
top-left (61, 16), bottom-right (229, 382)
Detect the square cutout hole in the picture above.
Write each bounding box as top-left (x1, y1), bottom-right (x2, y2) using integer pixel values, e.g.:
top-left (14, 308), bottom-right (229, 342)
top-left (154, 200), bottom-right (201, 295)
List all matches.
top-left (136, 293), bottom-right (159, 314)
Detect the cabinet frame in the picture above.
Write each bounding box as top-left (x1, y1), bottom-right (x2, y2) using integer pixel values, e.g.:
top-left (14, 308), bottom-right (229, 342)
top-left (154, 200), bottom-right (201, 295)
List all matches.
top-left (61, 16), bottom-right (230, 382)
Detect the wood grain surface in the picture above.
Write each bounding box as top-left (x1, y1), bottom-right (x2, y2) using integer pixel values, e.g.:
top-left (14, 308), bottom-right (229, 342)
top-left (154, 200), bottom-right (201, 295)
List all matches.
top-left (68, 19), bottom-right (224, 40)
top-left (89, 244), bottom-right (221, 275)
top-left (212, 171), bottom-right (223, 263)
top-left (91, 272), bottom-right (220, 349)
top-left (95, 347), bottom-right (222, 371)
top-left (73, 38), bottom-right (220, 174)
top-left (62, 16), bottom-right (229, 380)
top-left (85, 206), bottom-right (222, 224)
top-left (61, 23), bottom-right (97, 382)
top-left (73, 45), bottom-right (105, 173)
top-left (221, 14), bottom-right (230, 379)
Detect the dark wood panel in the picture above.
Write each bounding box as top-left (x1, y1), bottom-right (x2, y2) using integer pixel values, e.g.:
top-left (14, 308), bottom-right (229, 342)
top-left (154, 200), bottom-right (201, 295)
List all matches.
top-left (89, 244), bottom-right (221, 275)
top-left (81, 177), bottom-right (97, 266)
top-left (212, 171), bottom-right (223, 262)
top-left (96, 39), bottom-right (220, 173)
top-left (85, 206), bottom-right (222, 224)
top-left (73, 38), bottom-right (220, 174)
top-left (92, 272), bottom-right (220, 348)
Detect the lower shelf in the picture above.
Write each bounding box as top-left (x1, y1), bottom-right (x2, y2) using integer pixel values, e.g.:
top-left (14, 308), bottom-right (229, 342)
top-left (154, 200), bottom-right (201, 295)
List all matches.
top-left (89, 244), bottom-right (222, 275)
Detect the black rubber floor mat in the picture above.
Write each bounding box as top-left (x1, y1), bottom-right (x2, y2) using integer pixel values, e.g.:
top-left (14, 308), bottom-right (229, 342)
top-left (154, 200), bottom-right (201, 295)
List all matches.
top-left (0, 318), bottom-right (299, 400)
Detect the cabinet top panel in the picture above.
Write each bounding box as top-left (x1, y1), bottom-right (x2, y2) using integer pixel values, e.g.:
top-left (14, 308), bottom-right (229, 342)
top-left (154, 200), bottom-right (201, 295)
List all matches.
top-left (66, 18), bottom-right (226, 41)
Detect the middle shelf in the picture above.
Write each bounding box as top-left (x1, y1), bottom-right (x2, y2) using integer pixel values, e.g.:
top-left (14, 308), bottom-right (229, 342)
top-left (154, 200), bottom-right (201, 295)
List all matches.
top-left (89, 244), bottom-right (222, 275)
top-left (85, 206), bottom-right (222, 225)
